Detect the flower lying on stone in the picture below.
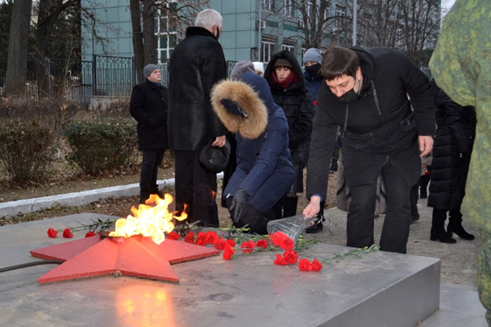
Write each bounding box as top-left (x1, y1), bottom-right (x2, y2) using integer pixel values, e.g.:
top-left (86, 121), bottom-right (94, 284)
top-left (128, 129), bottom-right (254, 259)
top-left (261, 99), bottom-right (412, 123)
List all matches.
top-left (298, 244), bottom-right (379, 272)
top-left (85, 231), bottom-right (96, 238)
top-left (47, 227), bottom-right (73, 238)
top-left (47, 220), bottom-right (378, 273)
top-left (47, 228), bottom-right (58, 238)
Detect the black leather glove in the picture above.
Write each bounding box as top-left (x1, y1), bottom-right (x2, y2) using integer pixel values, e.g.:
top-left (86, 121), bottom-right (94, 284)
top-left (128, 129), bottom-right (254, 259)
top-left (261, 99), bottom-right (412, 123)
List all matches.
top-left (229, 189), bottom-right (249, 224)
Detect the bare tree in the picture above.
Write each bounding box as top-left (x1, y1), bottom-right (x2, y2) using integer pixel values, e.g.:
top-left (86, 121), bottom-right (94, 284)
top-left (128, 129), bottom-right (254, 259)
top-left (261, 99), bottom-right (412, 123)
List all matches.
top-left (5, 0), bottom-right (32, 95)
top-left (260, 0), bottom-right (342, 50)
top-left (398, 0), bottom-right (440, 66)
top-left (130, 0), bottom-right (209, 83)
top-left (34, 0), bottom-right (80, 96)
top-left (130, 0), bottom-right (145, 83)
top-left (355, 0), bottom-right (440, 66)
top-left (356, 0), bottom-right (401, 48)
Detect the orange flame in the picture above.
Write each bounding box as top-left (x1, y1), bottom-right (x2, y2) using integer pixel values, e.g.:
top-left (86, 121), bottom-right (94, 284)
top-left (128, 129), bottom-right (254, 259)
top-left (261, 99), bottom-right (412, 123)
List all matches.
top-left (108, 193), bottom-right (187, 244)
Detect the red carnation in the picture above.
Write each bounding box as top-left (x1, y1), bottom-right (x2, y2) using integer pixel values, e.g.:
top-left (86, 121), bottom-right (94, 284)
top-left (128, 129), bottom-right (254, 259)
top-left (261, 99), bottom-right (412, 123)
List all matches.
top-left (62, 228), bottom-right (73, 238)
top-left (225, 239), bottom-right (236, 248)
top-left (311, 259), bottom-right (323, 271)
top-left (273, 253), bottom-right (288, 265)
top-left (241, 240), bottom-right (256, 254)
top-left (256, 239), bottom-right (268, 249)
top-left (283, 250), bottom-right (298, 264)
top-left (184, 231), bottom-right (195, 244)
top-left (298, 258), bottom-right (312, 271)
top-left (167, 232), bottom-right (181, 240)
top-left (196, 231), bottom-right (207, 246)
top-left (223, 245), bottom-right (236, 260)
top-left (205, 231), bottom-right (219, 244)
top-left (271, 232), bottom-right (294, 251)
top-left (47, 228), bottom-right (58, 238)
top-left (85, 231), bottom-right (96, 238)
top-left (214, 238), bottom-right (226, 250)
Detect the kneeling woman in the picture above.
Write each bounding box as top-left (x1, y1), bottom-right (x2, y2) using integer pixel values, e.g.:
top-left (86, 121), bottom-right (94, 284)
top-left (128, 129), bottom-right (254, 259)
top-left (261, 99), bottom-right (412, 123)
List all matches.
top-left (211, 63), bottom-right (294, 234)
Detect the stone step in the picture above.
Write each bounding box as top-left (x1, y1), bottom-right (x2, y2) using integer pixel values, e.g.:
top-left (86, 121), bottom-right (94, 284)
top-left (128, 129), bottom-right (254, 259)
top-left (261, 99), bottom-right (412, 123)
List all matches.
top-left (420, 283), bottom-right (487, 327)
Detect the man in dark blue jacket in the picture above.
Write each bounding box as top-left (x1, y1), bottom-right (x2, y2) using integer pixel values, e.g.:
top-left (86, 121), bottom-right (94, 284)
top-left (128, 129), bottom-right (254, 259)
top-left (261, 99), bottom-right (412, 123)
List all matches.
top-left (303, 46), bottom-right (435, 253)
top-left (130, 64), bottom-right (168, 204)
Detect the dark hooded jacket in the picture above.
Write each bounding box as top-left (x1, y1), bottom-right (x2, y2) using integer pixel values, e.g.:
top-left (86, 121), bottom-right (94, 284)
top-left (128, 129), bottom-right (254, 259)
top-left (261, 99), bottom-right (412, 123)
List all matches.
top-left (167, 26), bottom-right (227, 151)
top-left (304, 70), bottom-right (324, 103)
top-left (428, 81), bottom-right (476, 210)
top-left (211, 71), bottom-right (294, 213)
top-left (129, 78), bottom-right (168, 150)
top-left (265, 50), bottom-right (314, 165)
top-left (307, 47), bottom-right (436, 200)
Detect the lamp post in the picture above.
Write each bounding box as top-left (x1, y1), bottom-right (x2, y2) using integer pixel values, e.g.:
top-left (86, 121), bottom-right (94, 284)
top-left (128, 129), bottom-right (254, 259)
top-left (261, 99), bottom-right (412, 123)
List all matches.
top-left (352, 0), bottom-right (357, 46)
top-left (258, 0), bottom-right (262, 62)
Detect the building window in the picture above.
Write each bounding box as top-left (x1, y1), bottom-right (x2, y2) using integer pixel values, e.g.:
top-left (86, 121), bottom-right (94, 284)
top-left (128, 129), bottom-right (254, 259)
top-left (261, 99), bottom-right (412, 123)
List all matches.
top-left (324, 2), bottom-right (331, 20)
top-left (335, 5), bottom-right (346, 28)
top-left (263, 0), bottom-right (275, 12)
top-left (282, 44), bottom-right (295, 53)
top-left (262, 40), bottom-right (275, 62)
top-left (284, 0), bottom-right (294, 17)
top-left (156, 2), bottom-right (177, 63)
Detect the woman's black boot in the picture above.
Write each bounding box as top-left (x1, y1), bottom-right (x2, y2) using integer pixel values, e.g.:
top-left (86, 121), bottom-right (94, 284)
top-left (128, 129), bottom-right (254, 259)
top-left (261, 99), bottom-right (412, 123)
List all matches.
top-left (448, 211), bottom-right (475, 240)
top-left (430, 208), bottom-right (456, 243)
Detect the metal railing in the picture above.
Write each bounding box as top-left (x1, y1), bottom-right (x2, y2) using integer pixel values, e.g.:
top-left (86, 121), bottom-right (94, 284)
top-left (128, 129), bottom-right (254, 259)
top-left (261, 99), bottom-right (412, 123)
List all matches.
top-left (1, 58), bottom-right (247, 100)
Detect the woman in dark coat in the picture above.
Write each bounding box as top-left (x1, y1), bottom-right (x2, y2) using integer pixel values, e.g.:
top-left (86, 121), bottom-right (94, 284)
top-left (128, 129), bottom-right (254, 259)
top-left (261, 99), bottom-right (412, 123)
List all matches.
top-left (211, 64), bottom-right (294, 234)
top-left (264, 50), bottom-right (314, 218)
top-left (428, 81), bottom-right (476, 243)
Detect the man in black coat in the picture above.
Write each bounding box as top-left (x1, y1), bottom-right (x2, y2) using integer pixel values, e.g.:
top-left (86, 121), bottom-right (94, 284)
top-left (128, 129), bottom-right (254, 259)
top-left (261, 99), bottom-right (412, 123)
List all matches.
top-left (303, 46), bottom-right (436, 253)
top-left (130, 64), bottom-right (168, 204)
top-left (168, 9), bottom-right (227, 227)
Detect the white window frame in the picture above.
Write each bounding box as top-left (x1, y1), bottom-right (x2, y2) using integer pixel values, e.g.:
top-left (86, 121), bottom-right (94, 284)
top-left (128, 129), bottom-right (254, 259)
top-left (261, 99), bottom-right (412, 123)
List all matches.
top-left (282, 44), bottom-right (295, 53)
top-left (335, 5), bottom-right (346, 28)
top-left (262, 40), bottom-right (275, 62)
top-left (155, 2), bottom-right (177, 63)
top-left (263, 0), bottom-right (275, 12)
top-left (284, 0), bottom-right (294, 17)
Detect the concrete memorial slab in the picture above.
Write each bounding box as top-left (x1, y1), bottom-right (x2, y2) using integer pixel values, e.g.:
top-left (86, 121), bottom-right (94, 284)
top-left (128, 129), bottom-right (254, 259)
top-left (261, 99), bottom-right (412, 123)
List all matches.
top-left (0, 213), bottom-right (440, 327)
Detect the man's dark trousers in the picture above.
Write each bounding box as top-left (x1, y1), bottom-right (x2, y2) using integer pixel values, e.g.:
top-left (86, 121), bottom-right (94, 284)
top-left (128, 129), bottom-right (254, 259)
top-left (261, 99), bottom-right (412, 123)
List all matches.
top-left (346, 162), bottom-right (413, 253)
top-left (140, 149), bottom-right (165, 203)
top-left (174, 149), bottom-right (219, 227)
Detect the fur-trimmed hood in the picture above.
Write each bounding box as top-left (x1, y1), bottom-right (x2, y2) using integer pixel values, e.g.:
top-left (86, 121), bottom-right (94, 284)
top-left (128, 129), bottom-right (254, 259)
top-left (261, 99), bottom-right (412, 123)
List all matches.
top-left (211, 71), bottom-right (278, 139)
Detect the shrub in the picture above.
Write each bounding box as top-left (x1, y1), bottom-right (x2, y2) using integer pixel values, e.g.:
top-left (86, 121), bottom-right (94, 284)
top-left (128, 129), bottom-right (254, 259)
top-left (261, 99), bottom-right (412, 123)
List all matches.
top-left (63, 117), bottom-right (139, 175)
top-left (0, 119), bottom-right (55, 184)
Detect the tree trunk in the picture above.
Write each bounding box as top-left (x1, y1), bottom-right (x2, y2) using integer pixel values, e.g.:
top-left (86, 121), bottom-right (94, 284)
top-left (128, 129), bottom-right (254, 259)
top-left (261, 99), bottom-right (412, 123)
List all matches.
top-left (5, 0), bottom-right (32, 96)
top-left (130, 0), bottom-right (144, 83)
top-left (34, 0), bottom-right (70, 97)
top-left (142, 0), bottom-right (157, 66)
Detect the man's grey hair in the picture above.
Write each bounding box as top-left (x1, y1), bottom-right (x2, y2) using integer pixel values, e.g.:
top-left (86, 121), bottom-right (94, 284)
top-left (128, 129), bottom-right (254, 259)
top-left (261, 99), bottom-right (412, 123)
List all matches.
top-left (195, 9), bottom-right (223, 29)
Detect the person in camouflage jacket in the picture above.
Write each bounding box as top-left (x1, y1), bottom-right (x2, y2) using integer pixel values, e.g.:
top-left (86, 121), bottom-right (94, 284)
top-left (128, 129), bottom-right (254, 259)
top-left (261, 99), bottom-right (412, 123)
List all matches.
top-left (429, 0), bottom-right (491, 323)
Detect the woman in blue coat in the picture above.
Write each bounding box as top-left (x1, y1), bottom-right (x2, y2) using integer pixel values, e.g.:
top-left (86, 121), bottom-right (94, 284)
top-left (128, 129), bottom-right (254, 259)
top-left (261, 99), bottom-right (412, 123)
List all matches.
top-left (211, 62), bottom-right (294, 234)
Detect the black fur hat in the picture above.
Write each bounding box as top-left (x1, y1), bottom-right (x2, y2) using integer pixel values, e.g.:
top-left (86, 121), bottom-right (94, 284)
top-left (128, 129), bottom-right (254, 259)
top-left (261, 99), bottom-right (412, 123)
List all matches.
top-left (199, 140), bottom-right (231, 173)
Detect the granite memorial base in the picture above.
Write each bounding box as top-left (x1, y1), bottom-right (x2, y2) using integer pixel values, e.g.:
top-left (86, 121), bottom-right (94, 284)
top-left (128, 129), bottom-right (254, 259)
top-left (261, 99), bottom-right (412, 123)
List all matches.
top-left (0, 213), bottom-right (440, 327)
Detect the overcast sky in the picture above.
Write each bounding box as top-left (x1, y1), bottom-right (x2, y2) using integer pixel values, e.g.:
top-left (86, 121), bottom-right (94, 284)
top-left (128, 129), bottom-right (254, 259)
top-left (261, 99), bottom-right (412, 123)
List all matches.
top-left (442, 0), bottom-right (456, 15)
